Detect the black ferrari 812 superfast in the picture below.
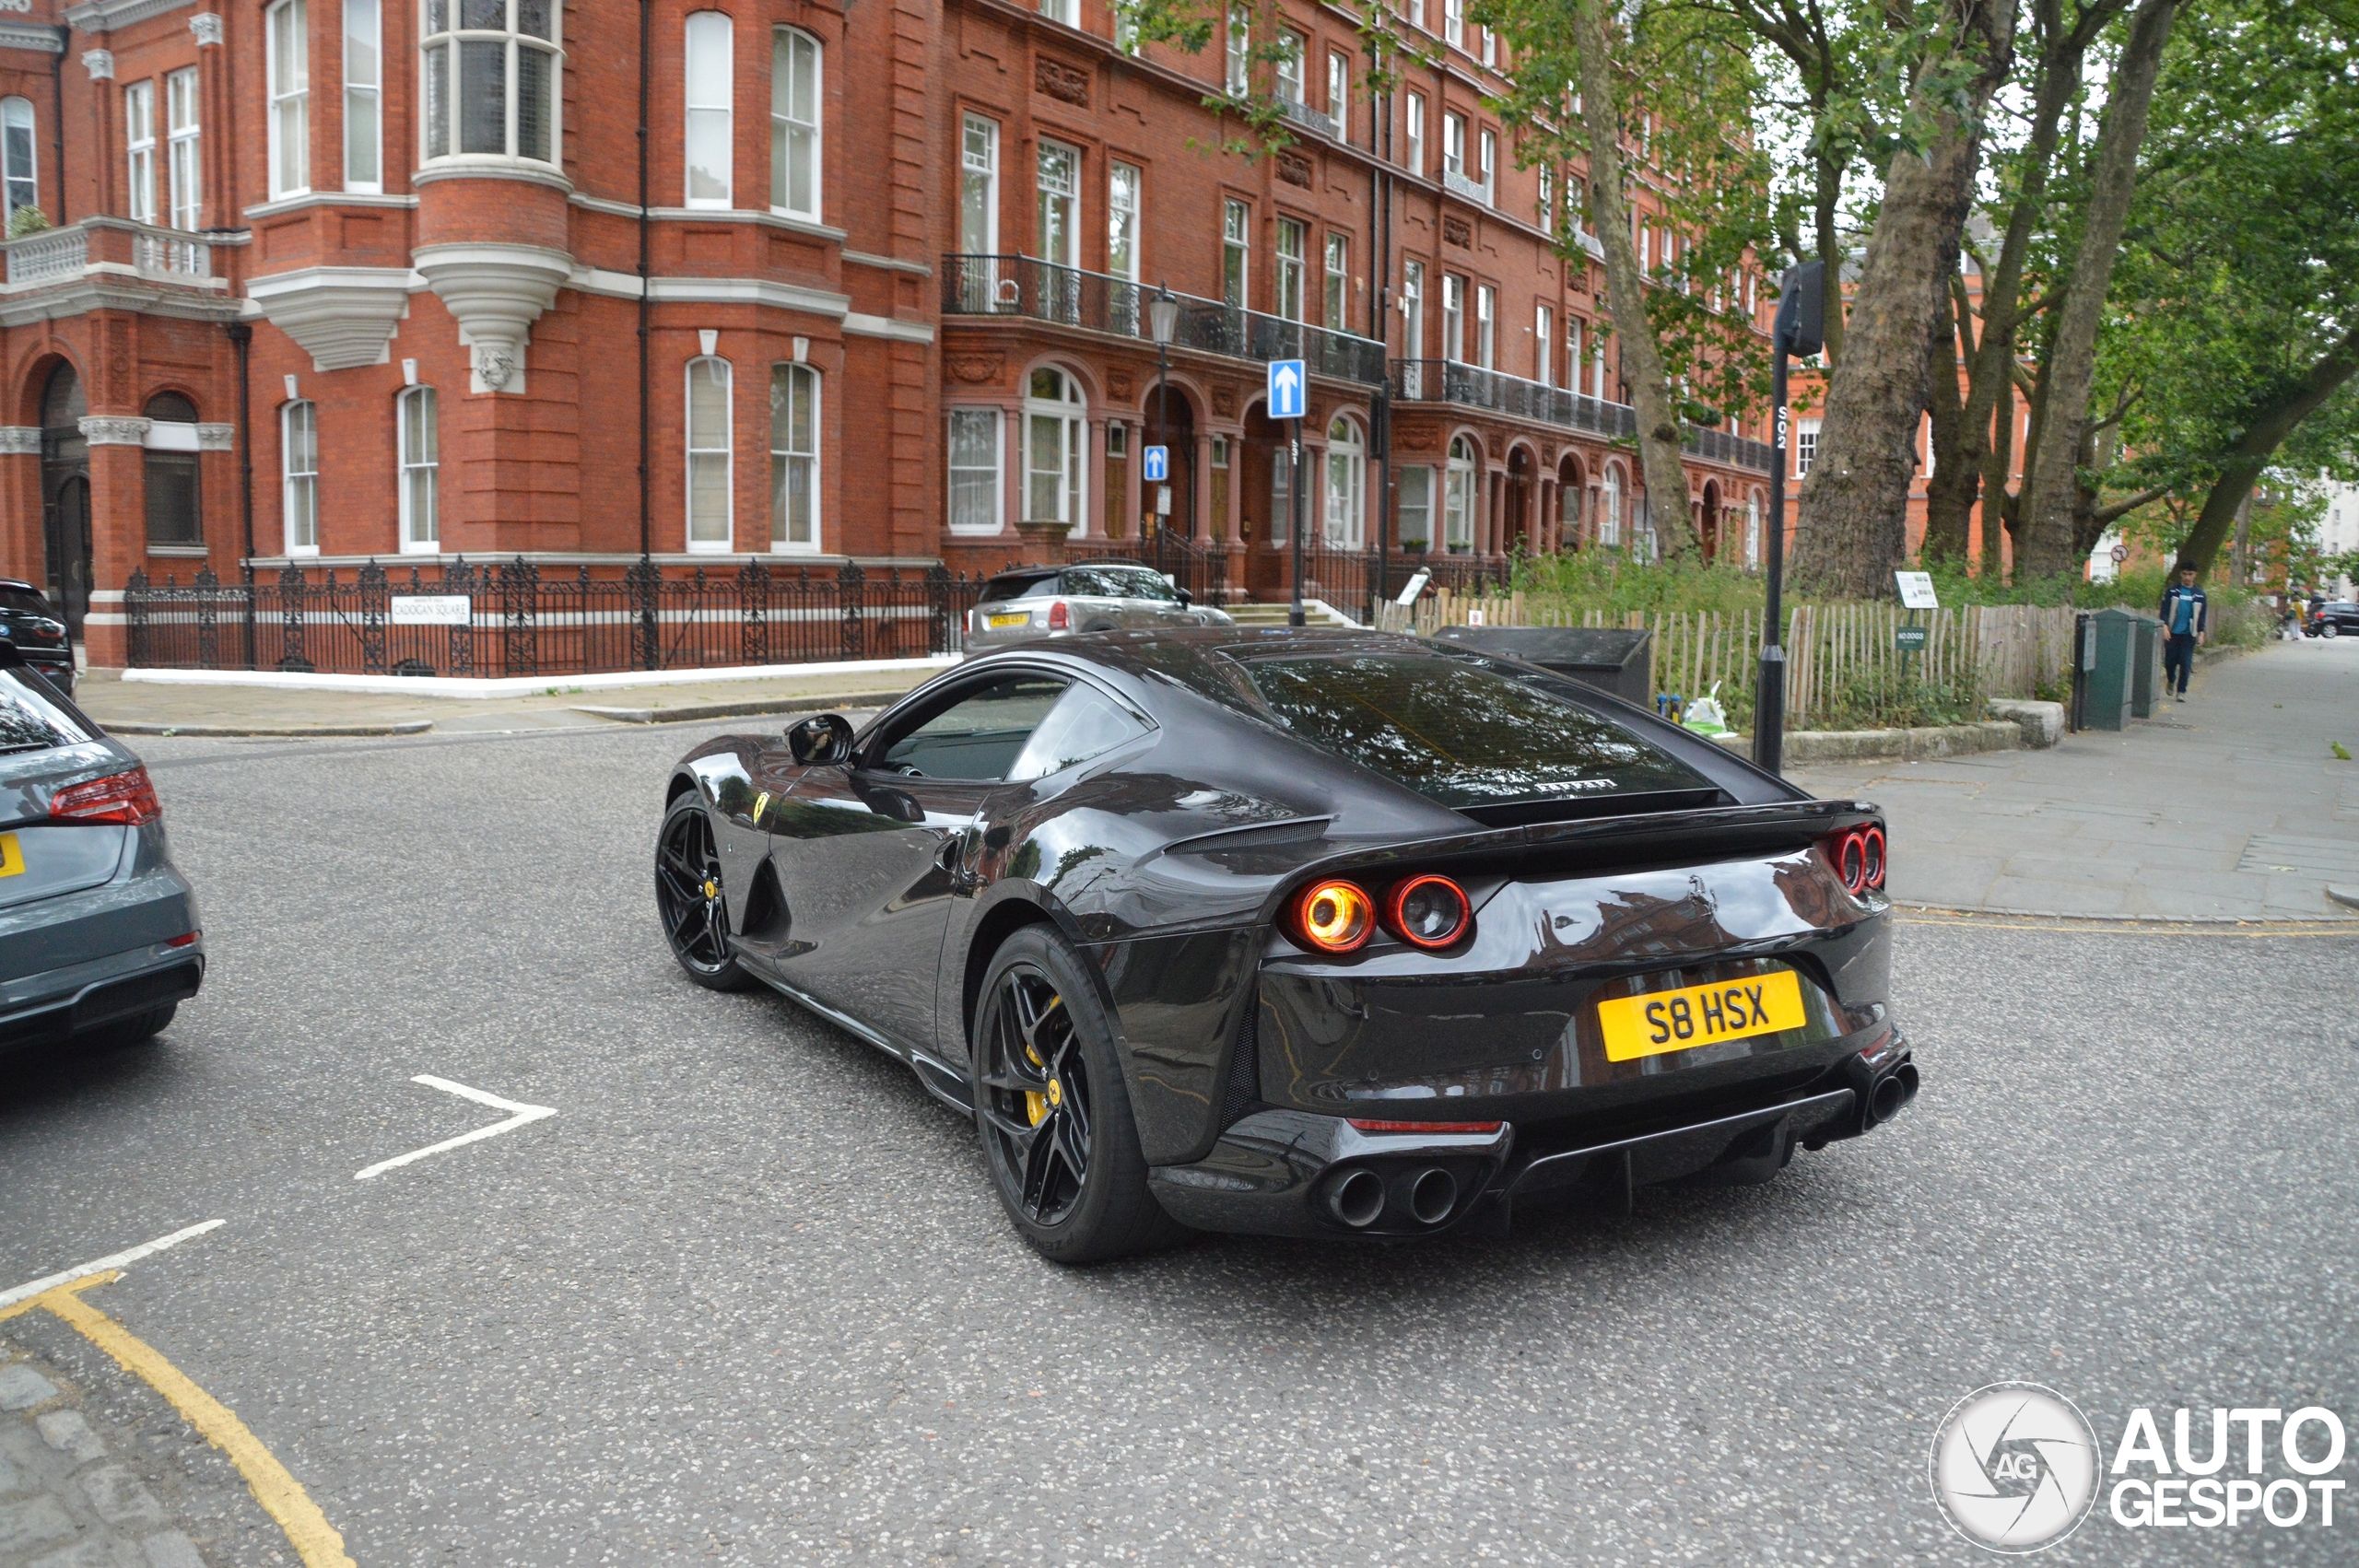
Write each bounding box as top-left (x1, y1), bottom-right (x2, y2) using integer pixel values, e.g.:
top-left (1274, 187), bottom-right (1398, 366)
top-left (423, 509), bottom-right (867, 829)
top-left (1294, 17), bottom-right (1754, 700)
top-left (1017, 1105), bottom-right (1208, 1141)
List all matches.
top-left (656, 628), bottom-right (1916, 1262)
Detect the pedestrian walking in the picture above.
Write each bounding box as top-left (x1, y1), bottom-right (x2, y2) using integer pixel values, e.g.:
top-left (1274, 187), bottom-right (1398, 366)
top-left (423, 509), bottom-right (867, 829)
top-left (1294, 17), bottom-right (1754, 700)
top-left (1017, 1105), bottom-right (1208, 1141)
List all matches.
top-left (2158, 567), bottom-right (2208, 700)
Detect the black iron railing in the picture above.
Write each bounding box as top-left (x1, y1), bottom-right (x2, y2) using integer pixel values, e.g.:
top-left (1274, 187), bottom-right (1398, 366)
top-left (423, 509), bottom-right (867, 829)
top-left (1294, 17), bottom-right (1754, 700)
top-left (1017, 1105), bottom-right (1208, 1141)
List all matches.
top-left (943, 255), bottom-right (1389, 385)
top-left (123, 558), bottom-right (984, 676)
top-left (1390, 360), bottom-right (1777, 474)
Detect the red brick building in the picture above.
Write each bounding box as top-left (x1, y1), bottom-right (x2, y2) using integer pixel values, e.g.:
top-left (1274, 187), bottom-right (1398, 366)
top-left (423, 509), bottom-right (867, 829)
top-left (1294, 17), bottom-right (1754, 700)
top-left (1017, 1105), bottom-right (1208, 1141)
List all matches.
top-left (0, 0), bottom-right (1774, 666)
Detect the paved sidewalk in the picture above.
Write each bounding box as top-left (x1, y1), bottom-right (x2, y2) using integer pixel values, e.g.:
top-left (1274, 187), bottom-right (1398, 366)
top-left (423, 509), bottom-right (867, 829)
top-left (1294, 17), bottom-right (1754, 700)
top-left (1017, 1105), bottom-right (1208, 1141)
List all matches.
top-left (1792, 637), bottom-right (2359, 920)
top-left (71, 664), bottom-right (935, 736)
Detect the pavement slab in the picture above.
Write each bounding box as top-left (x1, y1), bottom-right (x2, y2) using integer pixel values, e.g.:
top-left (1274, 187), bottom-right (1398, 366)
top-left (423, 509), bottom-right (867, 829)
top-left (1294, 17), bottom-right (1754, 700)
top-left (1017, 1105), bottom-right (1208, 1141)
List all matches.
top-left (1793, 637), bottom-right (2359, 921)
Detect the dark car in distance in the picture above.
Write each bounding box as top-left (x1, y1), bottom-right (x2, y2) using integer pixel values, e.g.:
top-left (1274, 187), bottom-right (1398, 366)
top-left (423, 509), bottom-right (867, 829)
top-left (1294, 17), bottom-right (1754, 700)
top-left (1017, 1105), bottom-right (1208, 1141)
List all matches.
top-left (0, 579), bottom-right (76, 696)
top-left (2303, 601), bottom-right (2359, 638)
top-left (656, 629), bottom-right (1916, 1261)
top-left (0, 646), bottom-right (203, 1059)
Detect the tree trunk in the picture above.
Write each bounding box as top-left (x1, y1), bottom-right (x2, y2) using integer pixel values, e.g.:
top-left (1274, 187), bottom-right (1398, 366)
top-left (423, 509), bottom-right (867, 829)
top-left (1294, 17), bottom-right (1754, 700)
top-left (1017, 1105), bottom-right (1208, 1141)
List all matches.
top-left (1813, 151), bottom-right (1845, 369)
top-left (2015, 0), bottom-right (2178, 576)
top-left (1791, 0), bottom-right (2016, 600)
top-left (1919, 283), bottom-right (1977, 561)
top-left (2170, 322), bottom-right (2359, 578)
top-left (2227, 492), bottom-right (2253, 585)
top-left (1572, 0), bottom-right (1696, 559)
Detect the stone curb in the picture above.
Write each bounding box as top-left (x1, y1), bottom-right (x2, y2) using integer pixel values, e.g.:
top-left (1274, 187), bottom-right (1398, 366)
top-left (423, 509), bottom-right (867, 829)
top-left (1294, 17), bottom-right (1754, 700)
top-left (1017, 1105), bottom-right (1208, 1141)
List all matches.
top-left (2328, 885), bottom-right (2359, 912)
top-left (1713, 720), bottom-right (2025, 764)
top-left (103, 720), bottom-right (435, 738)
top-left (574, 692), bottom-right (910, 725)
top-left (1895, 901), bottom-right (2359, 930)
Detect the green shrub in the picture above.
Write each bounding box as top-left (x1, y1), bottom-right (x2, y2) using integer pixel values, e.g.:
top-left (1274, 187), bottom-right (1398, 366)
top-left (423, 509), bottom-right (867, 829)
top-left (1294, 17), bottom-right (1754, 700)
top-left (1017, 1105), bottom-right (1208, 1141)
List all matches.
top-left (6, 205), bottom-right (50, 239)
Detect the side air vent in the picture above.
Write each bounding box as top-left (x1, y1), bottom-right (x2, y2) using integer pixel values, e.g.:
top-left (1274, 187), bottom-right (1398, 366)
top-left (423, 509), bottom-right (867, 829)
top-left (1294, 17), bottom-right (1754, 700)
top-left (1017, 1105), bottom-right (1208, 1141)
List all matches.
top-left (1219, 996), bottom-right (1262, 1128)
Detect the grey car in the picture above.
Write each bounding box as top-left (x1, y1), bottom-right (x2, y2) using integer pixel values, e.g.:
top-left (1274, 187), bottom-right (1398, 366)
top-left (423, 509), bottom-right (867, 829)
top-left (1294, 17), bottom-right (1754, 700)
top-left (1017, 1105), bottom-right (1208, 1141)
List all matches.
top-left (0, 650), bottom-right (203, 1058)
top-left (966, 562), bottom-right (1234, 650)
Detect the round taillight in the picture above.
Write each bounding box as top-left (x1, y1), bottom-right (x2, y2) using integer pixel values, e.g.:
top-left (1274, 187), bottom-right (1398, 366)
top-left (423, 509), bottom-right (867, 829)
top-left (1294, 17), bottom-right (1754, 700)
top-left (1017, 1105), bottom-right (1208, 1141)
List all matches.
top-left (1837, 831), bottom-right (1867, 894)
top-left (1385, 874), bottom-right (1472, 949)
top-left (1293, 879), bottom-right (1374, 954)
top-left (1861, 825), bottom-right (1886, 889)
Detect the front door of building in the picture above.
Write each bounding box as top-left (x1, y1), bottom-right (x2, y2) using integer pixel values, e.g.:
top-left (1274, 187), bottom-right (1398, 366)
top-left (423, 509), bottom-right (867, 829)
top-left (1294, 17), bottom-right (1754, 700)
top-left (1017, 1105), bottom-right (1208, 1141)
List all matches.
top-left (45, 477), bottom-right (92, 643)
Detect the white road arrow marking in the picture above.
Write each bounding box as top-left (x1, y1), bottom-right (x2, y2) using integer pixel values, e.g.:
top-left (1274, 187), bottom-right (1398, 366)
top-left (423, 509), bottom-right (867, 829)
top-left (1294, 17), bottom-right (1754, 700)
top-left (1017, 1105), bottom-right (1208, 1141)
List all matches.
top-left (354, 1075), bottom-right (557, 1181)
top-left (1, 1221), bottom-right (227, 1310)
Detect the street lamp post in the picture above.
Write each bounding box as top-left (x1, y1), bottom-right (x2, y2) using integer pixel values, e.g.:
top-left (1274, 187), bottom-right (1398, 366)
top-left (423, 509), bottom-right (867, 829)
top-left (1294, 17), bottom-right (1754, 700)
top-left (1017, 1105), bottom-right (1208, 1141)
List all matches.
top-left (1755, 260), bottom-right (1825, 777)
top-left (1149, 286), bottom-right (1179, 580)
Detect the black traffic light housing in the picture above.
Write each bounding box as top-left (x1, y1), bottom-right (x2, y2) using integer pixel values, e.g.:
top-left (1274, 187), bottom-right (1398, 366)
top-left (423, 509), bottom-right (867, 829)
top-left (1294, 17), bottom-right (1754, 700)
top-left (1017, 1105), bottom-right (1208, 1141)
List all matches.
top-left (1775, 261), bottom-right (1825, 358)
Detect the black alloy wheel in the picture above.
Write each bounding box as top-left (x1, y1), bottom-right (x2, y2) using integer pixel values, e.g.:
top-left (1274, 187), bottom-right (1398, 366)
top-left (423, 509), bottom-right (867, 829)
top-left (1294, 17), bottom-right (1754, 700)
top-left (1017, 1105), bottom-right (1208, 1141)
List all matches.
top-left (979, 963), bottom-right (1094, 1225)
top-left (655, 794), bottom-right (754, 990)
top-left (972, 926), bottom-right (1187, 1262)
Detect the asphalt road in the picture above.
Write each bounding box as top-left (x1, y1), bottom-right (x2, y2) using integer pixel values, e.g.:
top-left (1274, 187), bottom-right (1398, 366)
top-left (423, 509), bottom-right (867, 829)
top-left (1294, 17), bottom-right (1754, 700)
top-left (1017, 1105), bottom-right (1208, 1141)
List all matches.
top-left (3, 720), bottom-right (2354, 1566)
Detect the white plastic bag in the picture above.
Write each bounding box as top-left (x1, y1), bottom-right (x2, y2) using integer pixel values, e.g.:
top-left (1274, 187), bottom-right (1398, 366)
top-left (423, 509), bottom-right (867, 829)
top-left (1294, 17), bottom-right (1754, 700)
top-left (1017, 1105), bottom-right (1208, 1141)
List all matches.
top-left (1682, 682), bottom-right (1729, 736)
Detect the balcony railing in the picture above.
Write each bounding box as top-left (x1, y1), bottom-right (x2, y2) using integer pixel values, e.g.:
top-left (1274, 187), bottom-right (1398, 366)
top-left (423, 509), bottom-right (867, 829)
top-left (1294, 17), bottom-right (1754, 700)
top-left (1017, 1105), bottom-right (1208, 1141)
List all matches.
top-left (943, 255), bottom-right (1388, 384)
top-left (1442, 168), bottom-right (1492, 205)
top-left (1392, 359), bottom-right (1638, 439)
top-left (3, 217), bottom-right (216, 288)
top-left (1391, 359), bottom-right (1776, 473)
top-left (1276, 94), bottom-right (1340, 139)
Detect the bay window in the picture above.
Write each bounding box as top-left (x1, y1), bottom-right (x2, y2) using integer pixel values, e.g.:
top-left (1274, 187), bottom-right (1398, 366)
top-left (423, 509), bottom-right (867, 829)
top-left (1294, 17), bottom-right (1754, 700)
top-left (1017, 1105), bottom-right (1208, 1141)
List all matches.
top-left (421, 0), bottom-right (560, 166)
top-left (345, 0), bottom-right (381, 191)
top-left (267, 0), bottom-right (309, 197)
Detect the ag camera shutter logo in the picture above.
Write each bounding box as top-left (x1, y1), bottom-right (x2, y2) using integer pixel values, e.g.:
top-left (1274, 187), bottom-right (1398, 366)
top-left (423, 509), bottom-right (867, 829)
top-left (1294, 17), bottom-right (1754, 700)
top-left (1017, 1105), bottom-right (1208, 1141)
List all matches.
top-left (1929, 1383), bottom-right (2103, 1553)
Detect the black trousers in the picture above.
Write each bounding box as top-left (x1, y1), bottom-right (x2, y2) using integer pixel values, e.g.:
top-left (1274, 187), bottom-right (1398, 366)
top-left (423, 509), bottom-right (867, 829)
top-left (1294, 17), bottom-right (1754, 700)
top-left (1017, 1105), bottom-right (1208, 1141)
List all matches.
top-left (2164, 633), bottom-right (2196, 693)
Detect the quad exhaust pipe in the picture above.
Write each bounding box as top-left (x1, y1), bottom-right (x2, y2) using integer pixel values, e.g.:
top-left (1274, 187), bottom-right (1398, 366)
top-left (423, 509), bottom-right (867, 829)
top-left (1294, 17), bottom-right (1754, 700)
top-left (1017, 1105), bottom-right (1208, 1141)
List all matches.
top-left (1328, 1168), bottom-right (1385, 1228)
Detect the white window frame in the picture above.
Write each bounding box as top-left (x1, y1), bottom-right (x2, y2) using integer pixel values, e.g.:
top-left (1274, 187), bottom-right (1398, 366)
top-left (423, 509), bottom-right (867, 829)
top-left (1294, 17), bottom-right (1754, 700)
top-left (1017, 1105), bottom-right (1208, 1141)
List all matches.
top-left (282, 400), bottom-right (319, 556)
top-left (344, 0), bottom-right (381, 193)
top-left (1323, 232), bottom-right (1348, 333)
top-left (770, 361), bottom-right (821, 552)
top-left (1405, 93), bottom-right (1425, 176)
top-left (1, 98), bottom-right (35, 226)
top-left (959, 113), bottom-right (998, 253)
top-left (946, 407), bottom-right (1004, 536)
top-left (1323, 415), bottom-right (1365, 548)
top-left (1442, 273), bottom-right (1464, 363)
top-left (1401, 258), bottom-right (1424, 359)
top-left (686, 356), bottom-right (734, 552)
top-left (123, 80), bottom-right (156, 226)
top-left (1475, 284), bottom-right (1495, 369)
top-left (1600, 462), bottom-right (1624, 546)
top-left (398, 384), bottom-right (438, 554)
top-left (267, 0), bottom-right (309, 198)
top-left (1535, 304), bottom-right (1553, 388)
top-left (1226, 6), bottom-right (1250, 96)
top-left (1276, 31), bottom-right (1306, 105)
top-left (419, 0), bottom-right (562, 167)
top-left (771, 28), bottom-right (822, 221)
top-left (166, 69), bottom-right (201, 231)
top-left (1024, 368), bottom-right (1087, 533)
top-left (1442, 111), bottom-right (1465, 178)
top-left (1444, 0), bottom-right (1465, 51)
top-left (1108, 160), bottom-right (1141, 284)
top-left (1327, 53), bottom-right (1348, 132)
top-left (1274, 216), bottom-right (1305, 322)
top-left (1222, 197), bottom-right (1249, 308)
top-left (1444, 435), bottom-right (1476, 551)
top-left (1796, 417), bottom-right (1821, 476)
top-left (1038, 0), bottom-right (1079, 25)
top-left (1036, 138), bottom-right (1079, 268)
top-left (684, 12), bottom-right (733, 209)
top-left (1478, 128), bottom-right (1496, 200)
top-left (1565, 317), bottom-right (1582, 392)
top-left (1398, 464), bottom-right (1433, 549)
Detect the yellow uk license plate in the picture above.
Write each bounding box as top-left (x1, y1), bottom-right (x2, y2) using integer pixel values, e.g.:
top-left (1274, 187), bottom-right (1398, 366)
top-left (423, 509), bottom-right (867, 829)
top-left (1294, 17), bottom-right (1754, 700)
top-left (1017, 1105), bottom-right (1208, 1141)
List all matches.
top-left (1595, 969), bottom-right (1807, 1061)
top-left (986, 612), bottom-right (1031, 628)
top-left (0, 833), bottom-right (21, 878)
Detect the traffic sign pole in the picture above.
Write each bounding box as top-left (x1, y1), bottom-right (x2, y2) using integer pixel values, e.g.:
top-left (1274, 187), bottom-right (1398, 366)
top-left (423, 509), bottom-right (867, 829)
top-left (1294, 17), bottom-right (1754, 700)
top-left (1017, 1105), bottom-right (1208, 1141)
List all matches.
top-left (1266, 359), bottom-right (1309, 629)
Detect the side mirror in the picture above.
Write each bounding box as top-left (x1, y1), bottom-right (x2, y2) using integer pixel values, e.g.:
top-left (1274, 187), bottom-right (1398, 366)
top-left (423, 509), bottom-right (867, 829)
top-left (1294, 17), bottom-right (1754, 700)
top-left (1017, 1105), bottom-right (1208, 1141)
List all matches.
top-left (1175, 586), bottom-right (1195, 607)
top-left (787, 712), bottom-right (856, 766)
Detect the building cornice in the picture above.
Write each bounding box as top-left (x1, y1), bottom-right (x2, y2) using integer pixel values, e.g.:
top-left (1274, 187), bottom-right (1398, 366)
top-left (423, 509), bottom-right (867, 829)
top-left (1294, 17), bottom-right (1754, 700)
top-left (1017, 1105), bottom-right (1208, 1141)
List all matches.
top-left (0, 24), bottom-right (67, 54)
top-left (414, 158), bottom-right (573, 196)
top-left (0, 276), bottom-right (243, 329)
top-left (0, 427), bottom-right (41, 455)
top-left (241, 192), bottom-right (420, 222)
top-left (64, 0), bottom-right (194, 33)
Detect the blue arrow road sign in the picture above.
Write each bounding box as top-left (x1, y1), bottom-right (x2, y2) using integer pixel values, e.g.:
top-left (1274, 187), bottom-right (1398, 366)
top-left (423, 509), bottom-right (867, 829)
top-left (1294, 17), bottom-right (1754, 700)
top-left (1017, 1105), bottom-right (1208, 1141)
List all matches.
top-left (1267, 358), bottom-right (1306, 421)
top-left (1141, 444), bottom-right (1168, 483)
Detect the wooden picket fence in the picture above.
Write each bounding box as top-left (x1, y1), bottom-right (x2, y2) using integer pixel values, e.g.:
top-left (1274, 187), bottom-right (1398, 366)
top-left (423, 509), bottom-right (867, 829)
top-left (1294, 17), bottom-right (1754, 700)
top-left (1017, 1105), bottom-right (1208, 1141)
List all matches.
top-left (1380, 591), bottom-right (2078, 730)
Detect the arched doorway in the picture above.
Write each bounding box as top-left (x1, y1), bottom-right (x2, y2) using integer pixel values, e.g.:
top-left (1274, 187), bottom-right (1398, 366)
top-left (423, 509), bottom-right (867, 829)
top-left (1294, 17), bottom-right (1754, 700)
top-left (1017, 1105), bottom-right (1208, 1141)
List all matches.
top-left (1444, 436), bottom-right (1478, 554)
top-left (1142, 382), bottom-right (1194, 551)
top-left (1240, 398), bottom-right (1288, 600)
top-left (1506, 445), bottom-right (1533, 553)
top-left (1699, 480), bottom-right (1721, 562)
top-left (1322, 414), bottom-right (1364, 547)
top-left (40, 364), bottom-right (90, 646)
top-left (1557, 453), bottom-right (1586, 550)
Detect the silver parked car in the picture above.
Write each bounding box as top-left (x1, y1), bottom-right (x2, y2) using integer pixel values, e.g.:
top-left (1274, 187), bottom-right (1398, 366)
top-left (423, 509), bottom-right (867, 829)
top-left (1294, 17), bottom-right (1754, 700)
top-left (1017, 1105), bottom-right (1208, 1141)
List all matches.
top-left (966, 562), bottom-right (1234, 650)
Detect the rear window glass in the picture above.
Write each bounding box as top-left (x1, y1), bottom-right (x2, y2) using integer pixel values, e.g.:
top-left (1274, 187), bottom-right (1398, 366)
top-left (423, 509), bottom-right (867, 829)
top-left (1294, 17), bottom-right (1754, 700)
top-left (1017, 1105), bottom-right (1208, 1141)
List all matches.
top-left (978, 573), bottom-right (1059, 605)
top-left (0, 589), bottom-right (53, 617)
top-left (1061, 566), bottom-right (1178, 602)
top-left (1237, 651), bottom-right (1708, 810)
top-left (0, 667), bottom-right (94, 755)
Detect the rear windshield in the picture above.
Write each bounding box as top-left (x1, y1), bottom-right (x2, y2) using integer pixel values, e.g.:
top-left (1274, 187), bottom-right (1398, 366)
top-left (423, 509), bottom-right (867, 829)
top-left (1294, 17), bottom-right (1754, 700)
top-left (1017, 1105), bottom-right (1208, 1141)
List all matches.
top-left (1237, 651), bottom-right (1709, 812)
top-left (978, 573), bottom-right (1059, 605)
top-left (0, 666), bottom-right (94, 755)
top-left (0, 588), bottom-right (53, 617)
top-left (1060, 566), bottom-right (1179, 603)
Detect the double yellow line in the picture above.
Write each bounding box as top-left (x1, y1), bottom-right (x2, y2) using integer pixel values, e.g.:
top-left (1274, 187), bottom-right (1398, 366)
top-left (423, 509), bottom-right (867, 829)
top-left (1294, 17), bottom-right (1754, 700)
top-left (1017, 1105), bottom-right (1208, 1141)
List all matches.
top-left (2, 1274), bottom-right (355, 1568)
